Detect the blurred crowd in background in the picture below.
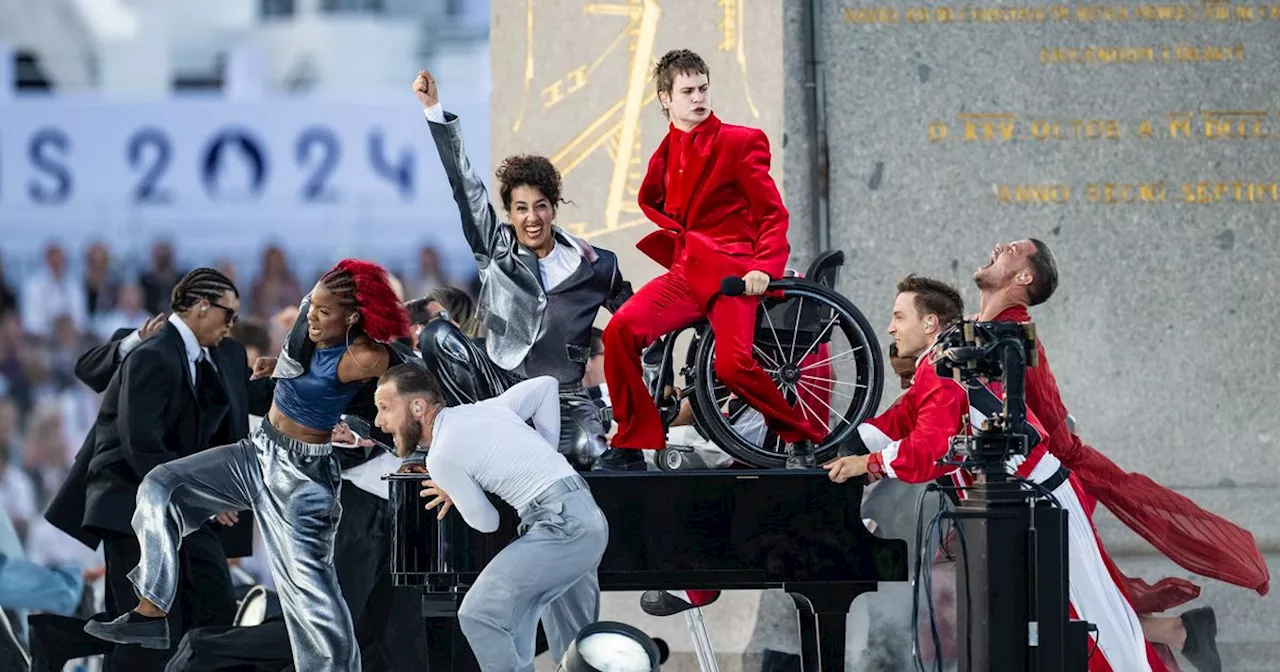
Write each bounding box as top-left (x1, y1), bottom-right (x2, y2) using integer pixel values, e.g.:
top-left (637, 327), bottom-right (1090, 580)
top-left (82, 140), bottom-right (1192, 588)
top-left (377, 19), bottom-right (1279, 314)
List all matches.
top-left (0, 238), bottom-right (479, 583)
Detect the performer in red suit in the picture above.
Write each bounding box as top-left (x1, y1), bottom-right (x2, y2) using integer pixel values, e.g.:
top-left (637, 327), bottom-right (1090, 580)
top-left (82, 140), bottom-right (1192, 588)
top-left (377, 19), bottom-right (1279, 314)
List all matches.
top-left (826, 275), bottom-right (1167, 672)
top-left (972, 238), bottom-right (1270, 672)
top-left (600, 48), bottom-right (824, 476)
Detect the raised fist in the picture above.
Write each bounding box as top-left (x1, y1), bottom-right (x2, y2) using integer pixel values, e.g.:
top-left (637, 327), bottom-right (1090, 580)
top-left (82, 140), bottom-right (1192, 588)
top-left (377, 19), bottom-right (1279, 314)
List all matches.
top-left (251, 356), bottom-right (277, 381)
top-left (413, 69), bottom-right (438, 108)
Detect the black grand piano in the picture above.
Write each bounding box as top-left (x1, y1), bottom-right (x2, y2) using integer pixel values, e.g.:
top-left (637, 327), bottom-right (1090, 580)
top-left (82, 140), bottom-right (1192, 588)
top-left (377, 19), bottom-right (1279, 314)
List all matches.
top-left (388, 470), bottom-right (907, 671)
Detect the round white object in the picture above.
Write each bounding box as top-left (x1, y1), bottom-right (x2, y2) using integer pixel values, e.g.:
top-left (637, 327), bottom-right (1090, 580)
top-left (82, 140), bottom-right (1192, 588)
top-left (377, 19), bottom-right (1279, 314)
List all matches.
top-left (573, 631), bottom-right (653, 672)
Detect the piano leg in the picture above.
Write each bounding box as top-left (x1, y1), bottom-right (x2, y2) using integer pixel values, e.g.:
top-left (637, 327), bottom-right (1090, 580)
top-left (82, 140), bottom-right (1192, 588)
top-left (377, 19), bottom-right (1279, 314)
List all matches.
top-left (789, 583), bottom-right (876, 672)
top-left (790, 593), bottom-right (821, 671)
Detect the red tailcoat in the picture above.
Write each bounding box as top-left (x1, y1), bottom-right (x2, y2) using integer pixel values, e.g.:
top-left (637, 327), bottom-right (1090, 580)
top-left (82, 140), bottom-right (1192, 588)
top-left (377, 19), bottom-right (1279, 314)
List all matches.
top-left (863, 355), bottom-right (1054, 485)
top-left (994, 306), bottom-right (1270, 612)
top-left (635, 113), bottom-right (790, 301)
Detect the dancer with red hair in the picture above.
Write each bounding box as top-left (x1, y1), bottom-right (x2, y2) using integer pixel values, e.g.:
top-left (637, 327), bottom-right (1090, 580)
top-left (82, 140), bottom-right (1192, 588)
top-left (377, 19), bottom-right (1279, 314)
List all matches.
top-left (84, 259), bottom-right (409, 672)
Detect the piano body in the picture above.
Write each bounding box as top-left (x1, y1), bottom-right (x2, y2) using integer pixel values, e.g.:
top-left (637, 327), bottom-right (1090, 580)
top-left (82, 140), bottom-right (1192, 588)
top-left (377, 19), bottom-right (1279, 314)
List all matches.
top-left (388, 470), bottom-right (908, 671)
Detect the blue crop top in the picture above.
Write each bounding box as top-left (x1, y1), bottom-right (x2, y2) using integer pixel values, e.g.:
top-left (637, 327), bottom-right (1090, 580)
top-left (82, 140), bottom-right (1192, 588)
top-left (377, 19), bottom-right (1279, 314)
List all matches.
top-left (274, 344), bottom-right (366, 431)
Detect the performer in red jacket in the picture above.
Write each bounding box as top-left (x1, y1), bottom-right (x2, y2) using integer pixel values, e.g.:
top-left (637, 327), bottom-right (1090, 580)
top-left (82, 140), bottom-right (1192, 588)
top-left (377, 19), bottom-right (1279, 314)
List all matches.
top-left (972, 238), bottom-right (1269, 672)
top-left (600, 49), bottom-right (825, 474)
top-left (826, 275), bottom-right (1166, 672)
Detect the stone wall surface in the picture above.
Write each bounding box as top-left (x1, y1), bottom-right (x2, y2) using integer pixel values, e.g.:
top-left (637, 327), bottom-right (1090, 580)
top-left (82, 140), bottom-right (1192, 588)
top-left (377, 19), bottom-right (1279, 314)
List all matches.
top-left (497, 0), bottom-right (1278, 669)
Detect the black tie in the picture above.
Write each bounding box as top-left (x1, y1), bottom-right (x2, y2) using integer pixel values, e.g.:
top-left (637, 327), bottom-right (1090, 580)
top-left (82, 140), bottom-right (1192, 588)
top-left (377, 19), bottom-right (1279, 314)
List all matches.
top-left (196, 353), bottom-right (227, 407)
top-left (196, 352), bottom-right (230, 447)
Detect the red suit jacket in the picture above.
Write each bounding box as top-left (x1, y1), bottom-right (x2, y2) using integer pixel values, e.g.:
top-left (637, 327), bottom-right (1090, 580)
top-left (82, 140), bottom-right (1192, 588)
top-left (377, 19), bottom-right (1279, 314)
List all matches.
top-left (636, 113), bottom-right (789, 306)
top-left (993, 306), bottom-right (1270, 612)
top-left (862, 354), bottom-right (1054, 485)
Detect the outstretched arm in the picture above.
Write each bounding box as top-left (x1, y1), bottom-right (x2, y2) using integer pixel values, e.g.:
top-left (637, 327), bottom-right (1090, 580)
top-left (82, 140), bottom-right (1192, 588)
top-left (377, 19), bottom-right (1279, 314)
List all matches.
top-left (480, 376), bottom-right (561, 448)
top-left (416, 69), bottom-right (503, 261)
top-left (75, 316), bottom-right (166, 392)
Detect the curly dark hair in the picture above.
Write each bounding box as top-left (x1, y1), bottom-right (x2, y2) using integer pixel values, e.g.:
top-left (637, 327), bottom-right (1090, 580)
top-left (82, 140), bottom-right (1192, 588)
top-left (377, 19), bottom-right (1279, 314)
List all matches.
top-left (495, 154), bottom-right (565, 212)
top-left (653, 49), bottom-right (710, 118)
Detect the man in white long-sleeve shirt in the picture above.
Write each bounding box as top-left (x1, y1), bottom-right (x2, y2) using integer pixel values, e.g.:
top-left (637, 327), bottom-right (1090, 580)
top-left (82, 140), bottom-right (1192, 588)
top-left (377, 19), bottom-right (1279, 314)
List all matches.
top-left (373, 364), bottom-right (609, 671)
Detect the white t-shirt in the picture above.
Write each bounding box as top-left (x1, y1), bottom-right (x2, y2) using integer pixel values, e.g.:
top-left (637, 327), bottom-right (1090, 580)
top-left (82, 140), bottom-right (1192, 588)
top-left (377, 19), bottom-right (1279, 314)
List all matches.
top-left (425, 377), bottom-right (577, 532)
top-left (539, 241), bottom-right (582, 290)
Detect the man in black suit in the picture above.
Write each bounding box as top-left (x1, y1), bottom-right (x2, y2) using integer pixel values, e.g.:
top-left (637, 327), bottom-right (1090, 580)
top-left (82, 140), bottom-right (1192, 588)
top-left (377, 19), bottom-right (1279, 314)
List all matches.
top-left (42, 269), bottom-right (253, 671)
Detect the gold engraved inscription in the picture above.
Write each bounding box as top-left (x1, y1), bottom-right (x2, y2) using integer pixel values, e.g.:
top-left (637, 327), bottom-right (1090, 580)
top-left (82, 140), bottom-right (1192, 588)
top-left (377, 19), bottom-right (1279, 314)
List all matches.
top-left (843, 3), bottom-right (1280, 25)
top-left (993, 181), bottom-right (1280, 205)
top-left (930, 111), bottom-right (1280, 143)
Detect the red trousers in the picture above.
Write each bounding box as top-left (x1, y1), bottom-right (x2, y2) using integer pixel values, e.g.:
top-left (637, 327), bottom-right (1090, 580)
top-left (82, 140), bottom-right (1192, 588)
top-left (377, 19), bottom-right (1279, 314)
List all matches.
top-left (603, 264), bottom-right (826, 450)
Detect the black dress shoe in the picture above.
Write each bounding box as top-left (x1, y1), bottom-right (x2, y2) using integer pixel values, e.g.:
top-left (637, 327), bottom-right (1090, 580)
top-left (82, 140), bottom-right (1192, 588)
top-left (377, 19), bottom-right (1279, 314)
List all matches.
top-left (1180, 606), bottom-right (1220, 672)
top-left (639, 590), bottom-right (720, 617)
top-left (597, 448), bottom-right (647, 471)
top-left (83, 610), bottom-right (170, 650)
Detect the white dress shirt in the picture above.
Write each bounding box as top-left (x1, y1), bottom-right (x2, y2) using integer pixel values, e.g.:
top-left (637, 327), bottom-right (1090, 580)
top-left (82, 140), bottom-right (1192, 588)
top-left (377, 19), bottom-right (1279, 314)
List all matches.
top-left (167, 313), bottom-right (212, 382)
top-left (425, 377), bottom-right (576, 533)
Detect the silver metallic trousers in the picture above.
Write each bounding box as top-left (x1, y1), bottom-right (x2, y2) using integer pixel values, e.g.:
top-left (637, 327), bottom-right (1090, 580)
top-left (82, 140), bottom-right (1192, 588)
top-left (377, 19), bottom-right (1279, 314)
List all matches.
top-left (128, 420), bottom-right (358, 671)
top-left (458, 476), bottom-right (609, 672)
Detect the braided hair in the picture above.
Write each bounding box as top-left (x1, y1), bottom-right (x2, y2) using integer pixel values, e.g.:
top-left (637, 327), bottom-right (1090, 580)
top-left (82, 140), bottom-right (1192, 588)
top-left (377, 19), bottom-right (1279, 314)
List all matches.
top-left (170, 268), bottom-right (238, 313)
top-left (319, 259), bottom-right (410, 343)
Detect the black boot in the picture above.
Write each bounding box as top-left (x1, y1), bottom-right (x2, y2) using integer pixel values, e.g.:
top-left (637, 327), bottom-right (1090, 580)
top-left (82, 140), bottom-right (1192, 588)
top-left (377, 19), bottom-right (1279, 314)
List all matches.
top-left (597, 447), bottom-right (647, 471)
top-left (1180, 606), bottom-right (1220, 672)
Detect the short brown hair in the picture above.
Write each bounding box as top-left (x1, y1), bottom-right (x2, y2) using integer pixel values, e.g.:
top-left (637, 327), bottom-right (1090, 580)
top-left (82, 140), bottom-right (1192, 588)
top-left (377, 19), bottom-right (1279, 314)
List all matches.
top-left (1026, 238), bottom-right (1059, 306)
top-left (495, 155), bottom-right (564, 212)
top-left (896, 274), bottom-right (964, 328)
top-left (378, 362), bottom-right (445, 407)
top-left (653, 49), bottom-right (709, 117)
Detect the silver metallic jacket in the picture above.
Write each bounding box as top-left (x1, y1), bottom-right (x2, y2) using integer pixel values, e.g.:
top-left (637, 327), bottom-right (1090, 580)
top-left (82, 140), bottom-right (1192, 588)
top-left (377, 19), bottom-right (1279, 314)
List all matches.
top-left (428, 112), bottom-right (631, 385)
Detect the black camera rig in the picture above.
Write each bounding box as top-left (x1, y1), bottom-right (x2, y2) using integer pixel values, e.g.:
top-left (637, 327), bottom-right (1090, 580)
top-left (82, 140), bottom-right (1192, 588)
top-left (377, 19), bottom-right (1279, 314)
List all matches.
top-left (920, 320), bottom-right (1090, 672)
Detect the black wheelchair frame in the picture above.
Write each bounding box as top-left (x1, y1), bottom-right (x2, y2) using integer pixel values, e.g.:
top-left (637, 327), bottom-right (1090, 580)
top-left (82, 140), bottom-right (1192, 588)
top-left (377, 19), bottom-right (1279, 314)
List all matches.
top-left (644, 250), bottom-right (885, 469)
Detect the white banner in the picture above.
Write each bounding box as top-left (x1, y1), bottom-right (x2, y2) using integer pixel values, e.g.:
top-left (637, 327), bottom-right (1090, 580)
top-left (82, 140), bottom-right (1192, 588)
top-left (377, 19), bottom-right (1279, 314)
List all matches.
top-left (0, 96), bottom-right (490, 270)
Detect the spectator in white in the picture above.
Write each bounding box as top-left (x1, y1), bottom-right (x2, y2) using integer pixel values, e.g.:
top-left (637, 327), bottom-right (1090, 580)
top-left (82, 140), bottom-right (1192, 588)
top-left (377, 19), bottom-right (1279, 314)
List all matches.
top-left (83, 242), bottom-right (119, 318)
top-left (0, 442), bottom-right (38, 542)
top-left (139, 241), bottom-right (184, 315)
top-left (248, 245), bottom-right (304, 320)
top-left (21, 400), bottom-right (71, 515)
top-left (92, 283), bottom-right (151, 343)
top-left (48, 315), bottom-right (90, 390)
top-left (413, 245), bottom-right (448, 298)
top-left (21, 243), bottom-right (88, 337)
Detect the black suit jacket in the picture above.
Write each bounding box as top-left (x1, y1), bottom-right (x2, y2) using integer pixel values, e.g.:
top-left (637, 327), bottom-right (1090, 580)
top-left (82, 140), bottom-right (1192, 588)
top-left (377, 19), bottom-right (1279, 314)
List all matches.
top-left (45, 323), bottom-right (254, 555)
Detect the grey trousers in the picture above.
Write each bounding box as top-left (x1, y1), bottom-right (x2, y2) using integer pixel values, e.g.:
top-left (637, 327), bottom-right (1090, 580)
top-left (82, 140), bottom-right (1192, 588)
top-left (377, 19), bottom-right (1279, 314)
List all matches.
top-left (458, 479), bottom-right (609, 672)
top-left (128, 421), bottom-right (359, 671)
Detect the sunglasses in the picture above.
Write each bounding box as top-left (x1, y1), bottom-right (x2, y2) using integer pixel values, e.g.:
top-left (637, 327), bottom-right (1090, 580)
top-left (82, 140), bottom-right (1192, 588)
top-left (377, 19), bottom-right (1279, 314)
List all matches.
top-left (208, 302), bottom-right (239, 326)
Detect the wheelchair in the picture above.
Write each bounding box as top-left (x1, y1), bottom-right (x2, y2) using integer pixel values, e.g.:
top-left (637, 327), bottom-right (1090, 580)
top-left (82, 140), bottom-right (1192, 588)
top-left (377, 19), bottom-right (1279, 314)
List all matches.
top-left (645, 250), bottom-right (885, 470)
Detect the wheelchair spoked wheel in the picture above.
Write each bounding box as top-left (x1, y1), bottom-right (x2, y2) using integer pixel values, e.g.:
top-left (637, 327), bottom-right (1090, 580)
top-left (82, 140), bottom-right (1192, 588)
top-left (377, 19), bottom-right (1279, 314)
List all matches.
top-left (691, 279), bottom-right (884, 468)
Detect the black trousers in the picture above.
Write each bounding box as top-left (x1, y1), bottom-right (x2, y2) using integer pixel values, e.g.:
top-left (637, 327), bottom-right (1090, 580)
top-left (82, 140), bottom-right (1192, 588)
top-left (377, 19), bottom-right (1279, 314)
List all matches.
top-left (174, 484), bottom-right (428, 671)
top-left (103, 525), bottom-right (237, 670)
